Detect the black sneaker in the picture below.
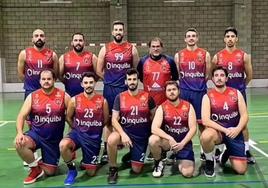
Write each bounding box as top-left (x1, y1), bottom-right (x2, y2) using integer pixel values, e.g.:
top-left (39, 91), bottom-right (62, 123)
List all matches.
top-left (100, 154), bottom-right (108, 165)
top-left (219, 149), bottom-right (229, 166)
top-left (246, 150), bottom-right (256, 164)
top-left (152, 160), bottom-right (165, 178)
top-left (204, 158), bottom-right (215, 177)
top-left (200, 153), bottom-right (206, 161)
top-left (121, 152), bottom-right (131, 166)
top-left (215, 148), bottom-right (222, 163)
top-left (107, 167), bottom-right (118, 184)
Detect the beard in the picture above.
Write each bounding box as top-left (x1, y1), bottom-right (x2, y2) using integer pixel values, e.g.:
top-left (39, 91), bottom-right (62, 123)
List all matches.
top-left (73, 45), bottom-right (83, 53)
top-left (128, 84), bottom-right (138, 91)
top-left (167, 94), bottom-right (179, 102)
top-left (85, 87), bottom-right (94, 95)
top-left (113, 35), bottom-right (123, 43)
top-left (34, 39), bottom-right (45, 48)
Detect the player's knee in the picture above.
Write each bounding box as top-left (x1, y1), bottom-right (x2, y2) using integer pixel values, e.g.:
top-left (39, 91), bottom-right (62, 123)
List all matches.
top-left (181, 167), bottom-right (194, 178)
top-left (107, 133), bottom-right (120, 147)
top-left (59, 139), bottom-right (70, 152)
top-left (200, 130), bottom-right (214, 144)
top-left (43, 167), bottom-right (57, 176)
top-left (149, 135), bottom-right (161, 147)
top-left (86, 169), bottom-right (96, 177)
top-left (234, 165), bottom-right (247, 175)
top-left (132, 166), bottom-right (143, 174)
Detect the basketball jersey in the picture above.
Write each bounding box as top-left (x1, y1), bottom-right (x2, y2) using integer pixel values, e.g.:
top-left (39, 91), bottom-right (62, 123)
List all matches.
top-left (117, 91), bottom-right (152, 140)
top-left (63, 50), bottom-right (94, 97)
top-left (72, 93), bottom-right (105, 142)
top-left (104, 41), bottom-right (133, 87)
top-left (178, 48), bottom-right (207, 91)
top-left (161, 100), bottom-right (191, 143)
top-left (31, 88), bottom-right (65, 141)
top-left (216, 49), bottom-right (246, 91)
top-left (140, 55), bottom-right (173, 106)
top-left (207, 87), bottom-right (240, 128)
top-left (24, 47), bottom-right (54, 91)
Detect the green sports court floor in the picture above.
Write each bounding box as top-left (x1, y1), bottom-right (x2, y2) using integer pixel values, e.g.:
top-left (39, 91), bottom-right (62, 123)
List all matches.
top-left (0, 88), bottom-right (268, 188)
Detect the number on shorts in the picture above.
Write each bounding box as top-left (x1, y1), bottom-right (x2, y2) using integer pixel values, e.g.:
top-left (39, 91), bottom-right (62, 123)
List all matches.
top-left (140, 152), bottom-right (145, 162)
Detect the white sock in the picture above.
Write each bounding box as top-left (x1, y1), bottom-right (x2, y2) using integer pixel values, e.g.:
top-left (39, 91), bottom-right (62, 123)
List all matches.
top-left (204, 151), bottom-right (214, 161)
top-left (245, 141), bottom-right (249, 152)
top-left (28, 160), bottom-right (38, 168)
top-left (215, 144), bottom-right (225, 152)
top-left (200, 146), bottom-right (204, 154)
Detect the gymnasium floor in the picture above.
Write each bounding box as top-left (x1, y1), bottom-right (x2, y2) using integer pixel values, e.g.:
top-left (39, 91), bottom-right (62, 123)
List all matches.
top-left (0, 88), bottom-right (268, 188)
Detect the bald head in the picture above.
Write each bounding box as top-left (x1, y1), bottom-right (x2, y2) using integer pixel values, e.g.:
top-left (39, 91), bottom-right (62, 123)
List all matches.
top-left (32, 29), bottom-right (46, 49)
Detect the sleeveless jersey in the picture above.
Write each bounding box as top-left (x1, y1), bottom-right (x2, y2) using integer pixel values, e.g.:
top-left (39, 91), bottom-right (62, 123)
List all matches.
top-left (178, 48), bottom-right (207, 91)
top-left (207, 87), bottom-right (240, 128)
top-left (72, 93), bottom-right (105, 142)
top-left (104, 42), bottom-right (133, 87)
top-left (216, 49), bottom-right (246, 91)
top-left (141, 55), bottom-right (173, 105)
top-left (161, 100), bottom-right (191, 143)
top-left (63, 50), bottom-right (94, 97)
top-left (24, 47), bottom-right (54, 91)
top-left (31, 88), bottom-right (65, 141)
top-left (119, 91), bottom-right (152, 140)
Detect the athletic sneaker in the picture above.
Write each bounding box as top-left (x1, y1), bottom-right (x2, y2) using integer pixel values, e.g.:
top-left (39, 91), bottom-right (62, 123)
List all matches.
top-left (64, 169), bottom-right (78, 186)
top-left (152, 160), bottom-right (165, 178)
top-left (107, 167), bottom-right (118, 184)
top-left (100, 154), bottom-right (108, 165)
top-left (204, 158), bottom-right (215, 177)
top-left (200, 153), bottom-right (206, 161)
top-left (219, 149), bottom-right (229, 167)
top-left (23, 167), bottom-right (44, 184)
top-left (121, 152), bottom-right (131, 166)
top-left (246, 150), bottom-right (256, 164)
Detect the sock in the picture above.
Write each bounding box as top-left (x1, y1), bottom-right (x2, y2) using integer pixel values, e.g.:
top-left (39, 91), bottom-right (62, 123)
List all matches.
top-left (66, 160), bottom-right (76, 170)
top-left (200, 146), bottom-right (204, 154)
top-left (245, 141), bottom-right (249, 152)
top-left (204, 151), bottom-right (214, 161)
top-left (103, 142), bottom-right (107, 154)
top-left (28, 160), bottom-right (38, 168)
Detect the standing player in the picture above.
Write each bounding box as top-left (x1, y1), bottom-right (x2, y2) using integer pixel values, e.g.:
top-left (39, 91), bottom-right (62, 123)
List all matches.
top-left (137, 37), bottom-right (178, 106)
top-left (174, 28), bottom-right (211, 160)
top-left (17, 29), bottom-right (59, 99)
top-left (59, 33), bottom-right (97, 97)
top-left (14, 69), bottom-right (70, 184)
top-left (59, 72), bottom-right (109, 186)
top-left (149, 81), bottom-right (197, 178)
top-left (212, 27), bottom-right (254, 164)
top-left (107, 69), bottom-right (155, 184)
top-left (96, 20), bottom-right (139, 163)
top-left (201, 66), bottom-right (248, 177)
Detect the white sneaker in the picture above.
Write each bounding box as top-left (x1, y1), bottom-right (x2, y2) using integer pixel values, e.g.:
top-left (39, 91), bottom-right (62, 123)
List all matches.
top-left (152, 160), bottom-right (165, 178)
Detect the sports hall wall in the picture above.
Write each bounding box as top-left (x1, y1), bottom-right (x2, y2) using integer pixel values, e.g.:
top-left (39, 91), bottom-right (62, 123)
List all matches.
top-left (0, 0), bottom-right (267, 85)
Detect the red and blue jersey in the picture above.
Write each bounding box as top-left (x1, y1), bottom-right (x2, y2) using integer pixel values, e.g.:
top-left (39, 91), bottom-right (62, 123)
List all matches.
top-left (207, 87), bottom-right (240, 128)
top-left (216, 49), bottom-right (246, 91)
top-left (104, 42), bottom-right (133, 87)
top-left (24, 47), bottom-right (54, 91)
top-left (72, 93), bottom-right (105, 142)
top-left (178, 48), bottom-right (207, 91)
top-left (137, 55), bottom-right (178, 106)
top-left (113, 90), bottom-right (155, 141)
top-left (161, 100), bottom-right (191, 143)
top-left (31, 88), bottom-right (65, 141)
top-left (63, 50), bottom-right (94, 97)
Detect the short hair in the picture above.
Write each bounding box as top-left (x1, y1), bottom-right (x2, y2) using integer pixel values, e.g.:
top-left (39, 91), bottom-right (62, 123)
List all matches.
top-left (148, 37), bottom-right (163, 48)
top-left (126, 68), bottom-right (139, 77)
top-left (212, 66), bottom-right (228, 77)
top-left (40, 69), bottom-right (56, 79)
top-left (224, 27), bottom-right (238, 37)
top-left (72, 32), bottom-right (85, 40)
top-left (112, 20), bottom-right (124, 29)
top-left (165, 80), bottom-right (180, 91)
top-left (185, 28), bottom-right (198, 37)
top-left (81, 72), bottom-right (96, 82)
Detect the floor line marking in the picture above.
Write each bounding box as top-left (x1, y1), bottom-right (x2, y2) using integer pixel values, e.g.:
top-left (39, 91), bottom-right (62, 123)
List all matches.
top-left (0, 122), bottom-right (8, 127)
top-left (249, 139), bottom-right (268, 158)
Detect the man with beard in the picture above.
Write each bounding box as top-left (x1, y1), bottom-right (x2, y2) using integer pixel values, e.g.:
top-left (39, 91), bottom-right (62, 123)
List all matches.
top-left (149, 81), bottom-right (197, 178)
top-left (18, 29), bottom-right (59, 99)
top-left (107, 69), bottom-right (155, 184)
top-left (59, 72), bottom-right (109, 186)
top-left (200, 66), bottom-right (248, 177)
top-left (212, 27), bottom-right (254, 164)
top-left (137, 37), bottom-right (178, 106)
top-left (14, 69), bottom-right (70, 184)
top-left (17, 29), bottom-right (59, 166)
top-left (59, 33), bottom-right (97, 97)
top-left (96, 21), bottom-right (140, 164)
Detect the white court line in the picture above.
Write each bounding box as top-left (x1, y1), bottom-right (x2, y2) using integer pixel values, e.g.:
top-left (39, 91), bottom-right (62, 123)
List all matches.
top-left (0, 122), bottom-right (8, 127)
top-left (249, 139), bottom-right (268, 158)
